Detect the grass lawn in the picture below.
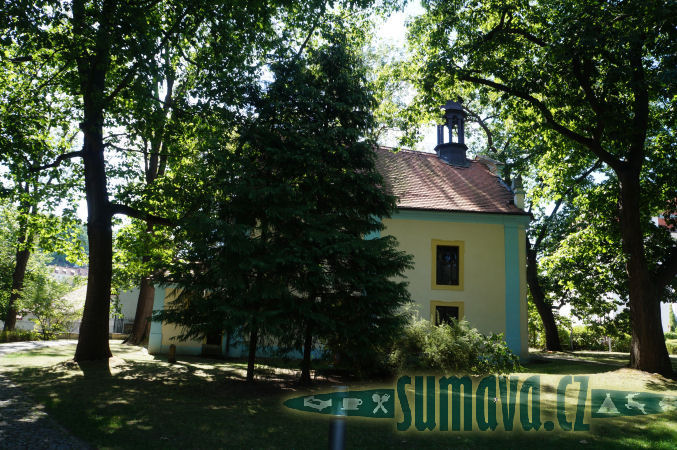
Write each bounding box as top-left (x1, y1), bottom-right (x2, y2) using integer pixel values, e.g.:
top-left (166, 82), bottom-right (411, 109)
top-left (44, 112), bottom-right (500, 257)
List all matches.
top-left (1, 342), bottom-right (676, 449)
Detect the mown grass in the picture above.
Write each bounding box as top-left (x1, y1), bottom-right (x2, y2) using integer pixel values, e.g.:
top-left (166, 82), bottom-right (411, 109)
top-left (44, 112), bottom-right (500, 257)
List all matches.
top-left (1, 343), bottom-right (676, 449)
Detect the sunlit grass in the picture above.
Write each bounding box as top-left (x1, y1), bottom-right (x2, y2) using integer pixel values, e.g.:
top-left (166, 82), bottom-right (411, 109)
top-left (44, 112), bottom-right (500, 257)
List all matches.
top-left (1, 343), bottom-right (676, 449)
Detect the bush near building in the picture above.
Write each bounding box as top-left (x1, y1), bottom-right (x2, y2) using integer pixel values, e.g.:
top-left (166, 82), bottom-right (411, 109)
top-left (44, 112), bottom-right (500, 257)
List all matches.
top-left (389, 318), bottom-right (521, 375)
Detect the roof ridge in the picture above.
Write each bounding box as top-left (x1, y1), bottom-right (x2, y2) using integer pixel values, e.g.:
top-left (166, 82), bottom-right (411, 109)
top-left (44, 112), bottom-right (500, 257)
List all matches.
top-left (376, 146), bottom-right (435, 156)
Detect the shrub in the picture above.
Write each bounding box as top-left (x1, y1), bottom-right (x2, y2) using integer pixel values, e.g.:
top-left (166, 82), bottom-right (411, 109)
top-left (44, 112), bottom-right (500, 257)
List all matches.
top-left (666, 340), bottom-right (677, 355)
top-left (610, 334), bottom-right (631, 352)
top-left (389, 318), bottom-right (521, 375)
top-left (0, 329), bottom-right (41, 343)
top-left (665, 331), bottom-right (677, 340)
top-left (23, 271), bottom-right (81, 340)
top-left (572, 326), bottom-right (606, 351)
top-left (559, 325), bottom-right (631, 352)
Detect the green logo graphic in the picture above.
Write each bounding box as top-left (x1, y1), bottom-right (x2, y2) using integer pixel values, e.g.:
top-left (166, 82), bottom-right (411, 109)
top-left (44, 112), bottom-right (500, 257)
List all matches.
top-left (283, 375), bottom-right (677, 432)
top-left (284, 389), bottom-right (395, 418)
top-left (591, 389), bottom-right (676, 418)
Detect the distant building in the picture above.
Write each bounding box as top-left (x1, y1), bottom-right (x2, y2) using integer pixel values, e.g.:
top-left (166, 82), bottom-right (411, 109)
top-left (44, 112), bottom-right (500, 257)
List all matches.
top-left (51, 265), bottom-right (89, 282)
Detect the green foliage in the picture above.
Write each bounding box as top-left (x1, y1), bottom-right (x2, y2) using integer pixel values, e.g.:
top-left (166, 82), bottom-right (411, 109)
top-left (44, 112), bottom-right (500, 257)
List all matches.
top-left (0, 206), bottom-right (81, 326)
top-left (0, 35), bottom-right (84, 256)
top-left (0, 329), bottom-right (40, 343)
top-left (665, 340), bottom-right (677, 355)
top-left (558, 325), bottom-right (631, 353)
top-left (529, 303), bottom-right (631, 353)
top-left (389, 317), bottom-right (521, 375)
top-left (48, 225), bottom-right (89, 268)
top-left (0, 202), bottom-right (17, 317)
top-left (665, 331), bottom-right (677, 340)
top-left (23, 266), bottom-right (82, 340)
top-left (668, 304), bottom-right (677, 333)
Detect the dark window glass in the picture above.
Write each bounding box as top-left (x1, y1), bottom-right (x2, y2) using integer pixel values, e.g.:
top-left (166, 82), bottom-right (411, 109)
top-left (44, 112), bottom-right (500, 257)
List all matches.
top-left (436, 245), bottom-right (459, 285)
top-left (435, 305), bottom-right (459, 325)
top-left (206, 332), bottom-right (222, 345)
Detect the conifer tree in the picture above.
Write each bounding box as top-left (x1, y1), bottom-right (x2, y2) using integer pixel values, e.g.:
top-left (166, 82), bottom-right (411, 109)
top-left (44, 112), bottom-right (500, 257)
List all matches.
top-left (159, 20), bottom-right (412, 382)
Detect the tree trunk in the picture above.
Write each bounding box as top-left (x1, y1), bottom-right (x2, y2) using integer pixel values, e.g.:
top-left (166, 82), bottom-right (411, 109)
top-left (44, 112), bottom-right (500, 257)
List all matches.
top-left (74, 101), bottom-right (113, 362)
top-left (526, 246), bottom-right (562, 351)
top-left (124, 263), bottom-right (155, 345)
top-left (246, 327), bottom-right (258, 382)
top-left (3, 245), bottom-right (31, 332)
top-left (72, 0), bottom-right (115, 362)
top-left (618, 170), bottom-right (672, 375)
top-left (300, 322), bottom-right (312, 384)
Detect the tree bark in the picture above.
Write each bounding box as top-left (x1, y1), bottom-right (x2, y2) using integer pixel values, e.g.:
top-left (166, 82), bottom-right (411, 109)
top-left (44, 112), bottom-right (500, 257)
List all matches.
top-left (124, 269), bottom-right (155, 345)
top-left (300, 322), bottom-right (312, 384)
top-left (618, 170), bottom-right (672, 375)
top-left (246, 326), bottom-right (258, 382)
top-left (526, 246), bottom-right (562, 351)
top-left (74, 115), bottom-right (113, 361)
top-left (72, 0), bottom-right (114, 362)
top-left (3, 245), bottom-right (31, 332)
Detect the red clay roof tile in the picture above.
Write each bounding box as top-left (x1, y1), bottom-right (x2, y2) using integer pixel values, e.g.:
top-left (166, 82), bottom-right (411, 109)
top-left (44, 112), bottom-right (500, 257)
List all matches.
top-left (375, 147), bottom-right (527, 215)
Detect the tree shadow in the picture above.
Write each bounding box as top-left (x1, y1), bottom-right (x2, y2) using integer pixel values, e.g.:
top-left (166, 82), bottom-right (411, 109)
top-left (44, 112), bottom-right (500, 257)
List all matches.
top-left (524, 353), bottom-right (622, 375)
top-left (76, 359), bottom-right (112, 378)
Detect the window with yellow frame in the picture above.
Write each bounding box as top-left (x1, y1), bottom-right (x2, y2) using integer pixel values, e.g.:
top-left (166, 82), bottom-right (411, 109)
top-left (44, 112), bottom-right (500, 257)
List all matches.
top-left (430, 300), bottom-right (464, 325)
top-left (431, 239), bottom-right (464, 290)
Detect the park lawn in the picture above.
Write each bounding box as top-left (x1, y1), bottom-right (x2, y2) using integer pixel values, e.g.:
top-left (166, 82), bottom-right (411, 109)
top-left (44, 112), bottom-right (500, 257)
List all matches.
top-left (1, 343), bottom-right (676, 449)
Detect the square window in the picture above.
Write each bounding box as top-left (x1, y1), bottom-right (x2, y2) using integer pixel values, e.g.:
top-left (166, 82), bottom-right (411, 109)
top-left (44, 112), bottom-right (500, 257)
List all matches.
top-left (435, 305), bottom-right (459, 325)
top-left (430, 301), bottom-right (464, 325)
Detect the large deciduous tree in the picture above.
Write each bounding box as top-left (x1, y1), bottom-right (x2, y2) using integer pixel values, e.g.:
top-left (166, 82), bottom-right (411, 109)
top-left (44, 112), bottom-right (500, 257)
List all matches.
top-left (2, 0), bottom-right (307, 361)
top-left (409, 0), bottom-right (677, 374)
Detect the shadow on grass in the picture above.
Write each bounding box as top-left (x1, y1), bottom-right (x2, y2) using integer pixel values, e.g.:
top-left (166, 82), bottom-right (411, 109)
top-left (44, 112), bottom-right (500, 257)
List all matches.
top-left (3, 345), bottom-right (677, 449)
top-left (7, 355), bottom-right (325, 448)
top-left (77, 360), bottom-right (112, 378)
top-left (523, 352), bottom-right (624, 375)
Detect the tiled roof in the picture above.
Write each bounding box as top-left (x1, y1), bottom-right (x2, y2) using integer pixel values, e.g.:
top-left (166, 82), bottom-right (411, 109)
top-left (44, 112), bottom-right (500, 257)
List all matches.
top-left (375, 147), bottom-right (528, 215)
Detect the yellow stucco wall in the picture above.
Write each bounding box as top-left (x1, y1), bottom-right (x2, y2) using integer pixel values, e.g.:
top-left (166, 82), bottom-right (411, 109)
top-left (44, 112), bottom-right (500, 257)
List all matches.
top-left (382, 217), bottom-right (508, 336)
top-left (151, 216), bottom-right (529, 358)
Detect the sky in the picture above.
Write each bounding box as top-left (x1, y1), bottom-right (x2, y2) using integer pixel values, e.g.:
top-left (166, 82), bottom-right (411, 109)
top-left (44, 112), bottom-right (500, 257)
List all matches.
top-left (375, 2), bottom-right (424, 43)
top-left (372, 2), bottom-right (440, 152)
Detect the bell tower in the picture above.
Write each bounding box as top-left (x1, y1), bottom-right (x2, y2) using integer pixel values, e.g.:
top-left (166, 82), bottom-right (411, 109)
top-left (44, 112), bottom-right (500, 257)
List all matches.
top-left (435, 100), bottom-right (468, 167)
